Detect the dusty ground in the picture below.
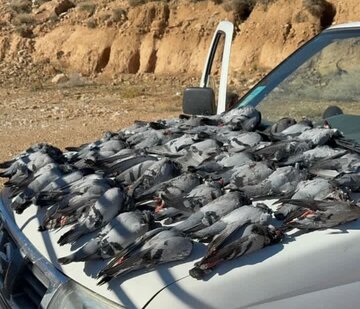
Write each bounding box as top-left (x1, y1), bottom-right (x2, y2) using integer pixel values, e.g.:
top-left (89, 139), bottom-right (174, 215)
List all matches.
top-left (0, 74), bottom-right (189, 164)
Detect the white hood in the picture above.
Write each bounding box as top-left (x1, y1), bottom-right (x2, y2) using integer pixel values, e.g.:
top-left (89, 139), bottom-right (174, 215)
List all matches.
top-left (13, 199), bottom-right (360, 309)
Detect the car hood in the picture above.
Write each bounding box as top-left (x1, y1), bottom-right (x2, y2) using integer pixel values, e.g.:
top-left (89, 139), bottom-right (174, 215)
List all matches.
top-left (146, 218), bottom-right (360, 309)
top-left (8, 193), bottom-right (360, 309)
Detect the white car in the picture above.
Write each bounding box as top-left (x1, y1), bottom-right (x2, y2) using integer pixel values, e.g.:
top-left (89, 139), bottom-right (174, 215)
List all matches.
top-left (0, 21), bottom-right (360, 309)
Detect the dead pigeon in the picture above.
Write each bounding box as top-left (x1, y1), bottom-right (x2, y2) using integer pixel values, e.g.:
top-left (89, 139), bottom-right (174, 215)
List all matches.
top-left (221, 107), bottom-right (261, 131)
top-left (253, 140), bottom-right (311, 162)
top-left (309, 153), bottom-right (360, 179)
top-left (130, 158), bottom-right (182, 200)
top-left (58, 211), bottom-right (155, 263)
top-left (191, 204), bottom-right (272, 241)
top-left (173, 191), bottom-right (250, 234)
top-left (279, 146), bottom-right (347, 167)
top-left (189, 224), bottom-right (283, 279)
top-left (39, 178), bottom-right (114, 231)
top-left (57, 187), bottom-right (127, 245)
top-left (291, 178), bottom-right (346, 201)
top-left (269, 117), bottom-right (297, 134)
top-left (11, 164), bottom-right (65, 214)
top-left (136, 172), bottom-right (202, 204)
top-left (159, 181), bottom-right (223, 213)
top-left (227, 161), bottom-right (273, 189)
top-left (97, 228), bottom-right (193, 284)
top-left (240, 166), bottom-right (307, 199)
top-left (280, 199), bottom-right (360, 231)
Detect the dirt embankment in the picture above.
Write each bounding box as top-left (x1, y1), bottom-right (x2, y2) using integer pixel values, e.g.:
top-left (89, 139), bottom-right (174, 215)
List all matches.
top-left (0, 0), bottom-right (360, 81)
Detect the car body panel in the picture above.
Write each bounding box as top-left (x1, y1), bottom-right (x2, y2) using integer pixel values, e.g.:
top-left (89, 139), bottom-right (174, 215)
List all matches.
top-left (146, 218), bottom-right (360, 309)
top-left (11, 198), bottom-right (176, 309)
top-left (200, 20), bottom-right (234, 114)
top-left (327, 22), bottom-right (360, 30)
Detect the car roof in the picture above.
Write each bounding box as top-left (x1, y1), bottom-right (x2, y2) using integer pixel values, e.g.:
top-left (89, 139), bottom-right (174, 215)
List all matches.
top-left (326, 22), bottom-right (360, 30)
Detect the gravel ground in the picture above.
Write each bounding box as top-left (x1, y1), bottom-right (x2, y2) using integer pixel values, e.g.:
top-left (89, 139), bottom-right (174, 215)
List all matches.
top-left (0, 75), bottom-right (189, 161)
top-left (0, 74), bottom-right (195, 187)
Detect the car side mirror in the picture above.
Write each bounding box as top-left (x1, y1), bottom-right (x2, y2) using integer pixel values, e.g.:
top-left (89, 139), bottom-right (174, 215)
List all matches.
top-left (182, 87), bottom-right (216, 115)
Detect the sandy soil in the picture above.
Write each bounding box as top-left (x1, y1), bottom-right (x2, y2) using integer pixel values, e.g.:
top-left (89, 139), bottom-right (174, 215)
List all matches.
top-left (0, 74), bottom-right (189, 168)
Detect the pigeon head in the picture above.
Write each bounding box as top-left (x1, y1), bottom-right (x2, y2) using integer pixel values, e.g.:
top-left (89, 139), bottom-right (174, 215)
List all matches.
top-left (268, 225), bottom-right (284, 244)
top-left (270, 117), bottom-right (297, 133)
top-left (142, 210), bottom-right (161, 229)
top-left (229, 107), bottom-right (262, 132)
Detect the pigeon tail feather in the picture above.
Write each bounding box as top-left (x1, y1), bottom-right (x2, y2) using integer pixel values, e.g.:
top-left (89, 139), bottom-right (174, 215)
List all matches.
top-left (58, 226), bottom-right (86, 246)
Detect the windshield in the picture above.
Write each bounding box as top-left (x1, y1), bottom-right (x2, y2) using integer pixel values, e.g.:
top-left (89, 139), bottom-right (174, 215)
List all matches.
top-left (235, 29), bottom-right (360, 123)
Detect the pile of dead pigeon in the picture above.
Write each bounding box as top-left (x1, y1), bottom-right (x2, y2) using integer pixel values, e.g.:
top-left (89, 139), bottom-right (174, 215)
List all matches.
top-left (1, 106), bottom-right (360, 283)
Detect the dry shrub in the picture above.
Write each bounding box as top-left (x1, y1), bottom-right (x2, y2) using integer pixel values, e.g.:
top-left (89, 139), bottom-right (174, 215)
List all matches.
top-left (112, 8), bottom-right (127, 22)
top-left (257, 0), bottom-right (276, 5)
top-left (303, 0), bottom-right (326, 17)
top-left (294, 11), bottom-right (308, 23)
top-left (10, 0), bottom-right (32, 13)
top-left (128, 0), bottom-right (168, 7)
top-left (78, 2), bottom-right (96, 16)
top-left (86, 18), bottom-right (97, 28)
top-left (227, 0), bottom-right (255, 20)
top-left (35, 0), bottom-right (51, 6)
top-left (13, 13), bottom-right (36, 26)
top-left (15, 25), bottom-right (34, 38)
top-left (223, 0), bottom-right (276, 17)
top-left (128, 0), bottom-right (147, 7)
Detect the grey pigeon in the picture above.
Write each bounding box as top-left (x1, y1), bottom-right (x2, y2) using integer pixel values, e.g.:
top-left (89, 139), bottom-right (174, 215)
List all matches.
top-left (227, 161), bottom-right (273, 189)
top-left (297, 128), bottom-right (340, 146)
top-left (36, 175), bottom-right (110, 209)
top-left (39, 169), bottom-right (94, 193)
top-left (191, 204), bottom-right (272, 241)
top-left (309, 153), bottom-right (360, 179)
top-left (58, 211), bottom-right (155, 264)
top-left (221, 107), bottom-right (261, 131)
top-left (291, 178), bottom-right (346, 201)
top-left (175, 148), bottom-right (218, 170)
top-left (253, 140), bottom-right (311, 162)
top-left (159, 181), bottom-right (223, 213)
top-left (58, 187), bottom-right (127, 245)
top-left (274, 177), bottom-right (347, 221)
top-left (130, 158), bottom-right (182, 200)
top-left (0, 143), bottom-right (62, 169)
top-left (241, 166), bottom-right (307, 199)
top-left (115, 160), bottom-right (157, 186)
top-left (189, 224), bottom-right (283, 279)
top-left (173, 191), bottom-right (250, 234)
top-left (0, 152), bottom-right (55, 178)
top-left (105, 155), bottom-right (158, 177)
top-left (228, 132), bottom-right (262, 149)
top-left (11, 163), bottom-right (65, 213)
top-left (218, 152), bottom-right (254, 167)
top-left (269, 117), bottom-right (297, 134)
top-left (280, 199), bottom-right (360, 231)
top-left (148, 134), bottom-right (197, 155)
top-left (39, 178), bottom-right (115, 230)
top-left (97, 228), bottom-right (193, 284)
top-left (280, 146), bottom-right (347, 167)
top-left (334, 173), bottom-right (360, 192)
top-left (276, 121), bottom-right (313, 136)
top-left (154, 207), bottom-right (192, 224)
top-left (137, 172), bottom-right (202, 206)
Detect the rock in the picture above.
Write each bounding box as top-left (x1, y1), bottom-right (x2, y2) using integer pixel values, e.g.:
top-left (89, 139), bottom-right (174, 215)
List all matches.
top-left (54, 0), bottom-right (75, 16)
top-left (51, 73), bottom-right (68, 84)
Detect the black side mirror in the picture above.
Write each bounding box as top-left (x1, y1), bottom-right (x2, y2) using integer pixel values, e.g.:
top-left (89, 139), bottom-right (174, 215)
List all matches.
top-left (182, 87), bottom-right (216, 116)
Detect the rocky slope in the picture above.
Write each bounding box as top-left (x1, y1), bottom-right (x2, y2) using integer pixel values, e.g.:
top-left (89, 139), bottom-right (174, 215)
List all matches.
top-left (1, 0), bottom-right (360, 82)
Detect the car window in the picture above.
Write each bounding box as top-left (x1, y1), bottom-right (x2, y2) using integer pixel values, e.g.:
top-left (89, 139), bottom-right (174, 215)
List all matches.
top-left (235, 30), bottom-right (360, 123)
